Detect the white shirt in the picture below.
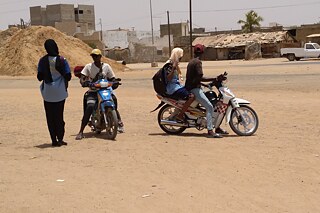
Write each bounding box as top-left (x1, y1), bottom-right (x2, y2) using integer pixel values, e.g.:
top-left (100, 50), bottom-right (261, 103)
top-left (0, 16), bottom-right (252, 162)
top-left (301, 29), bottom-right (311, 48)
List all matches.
top-left (40, 56), bottom-right (68, 102)
top-left (81, 62), bottom-right (115, 81)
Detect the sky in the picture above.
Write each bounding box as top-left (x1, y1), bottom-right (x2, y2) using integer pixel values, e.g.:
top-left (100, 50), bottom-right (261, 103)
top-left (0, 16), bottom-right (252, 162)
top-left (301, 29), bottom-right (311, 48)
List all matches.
top-left (0, 0), bottom-right (320, 31)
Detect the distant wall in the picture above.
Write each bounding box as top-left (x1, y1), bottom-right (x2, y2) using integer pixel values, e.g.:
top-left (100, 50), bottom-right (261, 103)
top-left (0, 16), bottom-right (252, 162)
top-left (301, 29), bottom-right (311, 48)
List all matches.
top-left (296, 24), bottom-right (320, 45)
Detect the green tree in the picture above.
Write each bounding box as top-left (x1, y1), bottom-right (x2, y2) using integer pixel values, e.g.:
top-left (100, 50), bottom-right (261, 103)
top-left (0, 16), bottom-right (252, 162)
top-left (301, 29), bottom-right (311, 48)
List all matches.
top-left (237, 10), bottom-right (264, 33)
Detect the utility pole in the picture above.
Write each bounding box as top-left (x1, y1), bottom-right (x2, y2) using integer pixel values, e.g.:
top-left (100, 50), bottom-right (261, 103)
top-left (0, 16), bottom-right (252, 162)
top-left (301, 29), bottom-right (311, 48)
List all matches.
top-left (189, 0), bottom-right (193, 59)
top-left (167, 11), bottom-right (171, 54)
top-left (149, 0), bottom-right (157, 67)
top-left (99, 18), bottom-right (103, 41)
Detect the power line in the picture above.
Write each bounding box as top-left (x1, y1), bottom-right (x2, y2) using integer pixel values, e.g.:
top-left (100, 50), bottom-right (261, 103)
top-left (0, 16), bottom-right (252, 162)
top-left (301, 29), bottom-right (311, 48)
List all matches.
top-left (101, 12), bottom-right (166, 28)
top-left (171, 1), bottom-right (320, 13)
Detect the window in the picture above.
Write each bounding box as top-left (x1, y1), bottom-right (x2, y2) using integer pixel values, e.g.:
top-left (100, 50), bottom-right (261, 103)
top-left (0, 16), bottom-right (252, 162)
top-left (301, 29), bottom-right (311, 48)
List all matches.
top-left (306, 44), bottom-right (314, 49)
top-left (74, 9), bottom-right (83, 14)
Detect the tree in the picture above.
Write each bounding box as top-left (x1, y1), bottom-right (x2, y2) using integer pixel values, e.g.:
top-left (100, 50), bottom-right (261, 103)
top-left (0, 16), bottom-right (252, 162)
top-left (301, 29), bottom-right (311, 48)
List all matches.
top-left (238, 10), bottom-right (264, 33)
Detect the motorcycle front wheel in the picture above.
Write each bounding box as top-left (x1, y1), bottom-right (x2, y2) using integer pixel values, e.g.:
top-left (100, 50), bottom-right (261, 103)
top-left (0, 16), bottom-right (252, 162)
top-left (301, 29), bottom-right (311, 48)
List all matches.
top-left (229, 105), bottom-right (259, 136)
top-left (158, 104), bottom-right (186, 135)
top-left (104, 109), bottom-right (118, 140)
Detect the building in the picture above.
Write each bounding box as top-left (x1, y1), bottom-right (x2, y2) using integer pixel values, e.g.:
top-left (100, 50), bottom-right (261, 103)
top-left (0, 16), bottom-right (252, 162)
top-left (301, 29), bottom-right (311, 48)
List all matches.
top-left (192, 31), bottom-right (297, 60)
top-left (160, 22), bottom-right (189, 38)
top-left (30, 4), bottom-right (95, 36)
top-left (103, 28), bottom-right (170, 63)
top-left (295, 23), bottom-right (320, 45)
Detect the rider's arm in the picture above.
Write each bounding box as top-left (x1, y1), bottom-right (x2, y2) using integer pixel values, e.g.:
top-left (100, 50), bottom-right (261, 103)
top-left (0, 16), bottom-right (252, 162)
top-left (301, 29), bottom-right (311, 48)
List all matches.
top-left (167, 68), bottom-right (175, 81)
top-left (104, 64), bottom-right (116, 81)
top-left (79, 64), bottom-right (92, 87)
top-left (201, 76), bottom-right (217, 82)
top-left (80, 74), bottom-right (91, 87)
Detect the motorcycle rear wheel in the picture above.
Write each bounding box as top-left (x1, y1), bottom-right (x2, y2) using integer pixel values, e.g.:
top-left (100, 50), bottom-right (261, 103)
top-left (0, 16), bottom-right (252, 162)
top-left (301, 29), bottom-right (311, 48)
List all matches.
top-left (158, 104), bottom-right (186, 135)
top-left (229, 105), bottom-right (259, 136)
top-left (104, 109), bottom-right (118, 140)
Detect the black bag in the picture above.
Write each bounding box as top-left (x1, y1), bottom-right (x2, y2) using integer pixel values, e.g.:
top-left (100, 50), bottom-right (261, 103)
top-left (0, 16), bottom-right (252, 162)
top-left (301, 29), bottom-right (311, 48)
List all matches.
top-left (152, 63), bottom-right (172, 96)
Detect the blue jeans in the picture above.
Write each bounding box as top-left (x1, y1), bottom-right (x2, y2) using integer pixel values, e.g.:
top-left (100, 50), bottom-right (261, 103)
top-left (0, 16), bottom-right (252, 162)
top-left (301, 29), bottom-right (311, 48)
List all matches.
top-left (191, 88), bottom-right (213, 131)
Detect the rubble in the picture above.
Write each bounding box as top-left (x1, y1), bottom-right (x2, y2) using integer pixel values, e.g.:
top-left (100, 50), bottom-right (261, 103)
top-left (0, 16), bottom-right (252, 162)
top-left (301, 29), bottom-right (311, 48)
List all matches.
top-left (0, 26), bottom-right (125, 76)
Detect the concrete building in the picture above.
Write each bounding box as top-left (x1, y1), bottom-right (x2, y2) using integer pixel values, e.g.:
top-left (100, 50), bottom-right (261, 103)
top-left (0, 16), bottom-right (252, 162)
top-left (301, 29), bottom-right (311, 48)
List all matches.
top-left (192, 31), bottom-right (297, 60)
top-left (30, 4), bottom-right (95, 36)
top-left (295, 23), bottom-right (320, 45)
top-left (160, 22), bottom-right (189, 38)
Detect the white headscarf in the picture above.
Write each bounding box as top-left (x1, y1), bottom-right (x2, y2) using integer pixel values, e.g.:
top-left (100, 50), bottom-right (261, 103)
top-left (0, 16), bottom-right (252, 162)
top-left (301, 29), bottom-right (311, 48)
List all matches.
top-left (166, 47), bottom-right (184, 79)
top-left (167, 47), bottom-right (184, 64)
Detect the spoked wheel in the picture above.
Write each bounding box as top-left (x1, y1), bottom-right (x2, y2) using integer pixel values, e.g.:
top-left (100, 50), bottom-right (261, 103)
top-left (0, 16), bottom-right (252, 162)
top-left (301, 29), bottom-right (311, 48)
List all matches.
top-left (229, 105), bottom-right (259, 136)
top-left (103, 109), bottom-right (118, 140)
top-left (158, 104), bottom-right (186, 135)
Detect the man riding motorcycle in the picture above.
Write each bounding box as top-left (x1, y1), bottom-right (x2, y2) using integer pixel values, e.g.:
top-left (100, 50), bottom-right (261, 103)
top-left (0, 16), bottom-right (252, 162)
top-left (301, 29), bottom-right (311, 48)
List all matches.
top-left (185, 44), bottom-right (228, 138)
top-left (75, 49), bottom-right (124, 140)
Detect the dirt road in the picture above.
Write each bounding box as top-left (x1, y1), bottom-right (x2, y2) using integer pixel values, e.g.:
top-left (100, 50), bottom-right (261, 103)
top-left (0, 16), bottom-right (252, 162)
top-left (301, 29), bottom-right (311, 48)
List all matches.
top-left (0, 58), bottom-right (319, 212)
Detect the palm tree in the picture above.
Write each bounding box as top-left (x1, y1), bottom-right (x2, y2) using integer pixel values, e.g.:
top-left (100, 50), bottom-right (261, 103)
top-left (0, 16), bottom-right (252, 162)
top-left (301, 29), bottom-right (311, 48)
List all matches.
top-left (238, 10), bottom-right (264, 33)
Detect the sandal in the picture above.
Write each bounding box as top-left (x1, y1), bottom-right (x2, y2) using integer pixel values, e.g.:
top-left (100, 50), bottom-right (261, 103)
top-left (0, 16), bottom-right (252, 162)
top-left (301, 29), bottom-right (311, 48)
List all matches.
top-left (215, 127), bottom-right (229, 135)
top-left (75, 133), bottom-right (84, 140)
top-left (208, 130), bottom-right (223, 138)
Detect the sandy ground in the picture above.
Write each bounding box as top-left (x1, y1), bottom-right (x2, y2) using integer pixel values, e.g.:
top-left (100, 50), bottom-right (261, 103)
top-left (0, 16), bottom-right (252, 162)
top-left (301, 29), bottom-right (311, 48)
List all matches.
top-left (0, 58), bottom-right (319, 212)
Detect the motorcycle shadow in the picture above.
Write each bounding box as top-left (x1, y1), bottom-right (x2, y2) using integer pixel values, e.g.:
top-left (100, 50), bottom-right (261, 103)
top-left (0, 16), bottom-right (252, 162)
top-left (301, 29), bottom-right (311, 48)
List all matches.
top-left (73, 132), bottom-right (116, 141)
top-left (149, 132), bottom-right (239, 138)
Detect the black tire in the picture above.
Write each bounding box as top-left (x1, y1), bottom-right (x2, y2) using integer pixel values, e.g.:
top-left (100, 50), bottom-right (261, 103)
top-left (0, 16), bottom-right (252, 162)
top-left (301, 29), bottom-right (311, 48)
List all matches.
top-left (295, 57), bottom-right (301, 61)
top-left (229, 105), bottom-right (259, 136)
top-left (104, 109), bottom-right (118, 140)
top-left (158, 104), bottom-right (186, 135)
top-left (287, 54), bottom-right (295, 61)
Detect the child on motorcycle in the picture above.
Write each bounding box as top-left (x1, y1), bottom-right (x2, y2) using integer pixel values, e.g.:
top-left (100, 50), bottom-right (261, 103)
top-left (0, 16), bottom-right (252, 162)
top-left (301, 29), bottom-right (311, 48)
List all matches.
top-left (165, 48), bottom-right (195, 123)
top-left (75, 49), bottom-right (124, 140)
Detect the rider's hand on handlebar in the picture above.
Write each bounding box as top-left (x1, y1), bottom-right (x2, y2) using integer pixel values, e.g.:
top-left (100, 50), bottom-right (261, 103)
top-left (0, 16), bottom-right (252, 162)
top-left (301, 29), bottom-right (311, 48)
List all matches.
top-left (82, 81), bottom-right (91, 87)
top-left (217, 74), bottom-right (227, 82)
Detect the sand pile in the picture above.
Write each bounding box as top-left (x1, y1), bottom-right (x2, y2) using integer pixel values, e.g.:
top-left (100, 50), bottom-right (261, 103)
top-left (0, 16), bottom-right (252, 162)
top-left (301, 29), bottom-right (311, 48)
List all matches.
top-left (0, 26), bottom-right (125, 76)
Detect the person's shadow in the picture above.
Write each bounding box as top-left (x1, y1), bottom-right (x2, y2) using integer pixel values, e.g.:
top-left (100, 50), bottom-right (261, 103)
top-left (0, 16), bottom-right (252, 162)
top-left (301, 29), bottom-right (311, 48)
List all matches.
top-left (34, 144), bottom-right (58, 149)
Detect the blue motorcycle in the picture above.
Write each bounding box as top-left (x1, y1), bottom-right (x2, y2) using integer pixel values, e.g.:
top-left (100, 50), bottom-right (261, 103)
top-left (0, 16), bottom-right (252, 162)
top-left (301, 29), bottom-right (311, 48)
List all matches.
top-left (89, 78), bottom-right (121, 140)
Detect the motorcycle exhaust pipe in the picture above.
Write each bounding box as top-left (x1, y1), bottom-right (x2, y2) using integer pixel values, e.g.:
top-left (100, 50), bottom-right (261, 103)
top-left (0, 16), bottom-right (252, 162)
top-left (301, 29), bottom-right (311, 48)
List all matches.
top-left (160, 120), bottom-right (188, 127)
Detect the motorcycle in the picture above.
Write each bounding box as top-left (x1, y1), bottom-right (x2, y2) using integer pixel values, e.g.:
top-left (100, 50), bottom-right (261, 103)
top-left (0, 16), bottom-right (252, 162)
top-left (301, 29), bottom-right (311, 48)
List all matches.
top-left (88, 78), bottom-right (121, 140)
top-left (152, 72), bottom-right (259, 136)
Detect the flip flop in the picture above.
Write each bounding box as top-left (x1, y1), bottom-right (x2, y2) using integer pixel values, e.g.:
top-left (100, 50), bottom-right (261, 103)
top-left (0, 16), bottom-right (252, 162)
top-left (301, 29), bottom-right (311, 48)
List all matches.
top-left (75, 133), bottom-right (84, 140)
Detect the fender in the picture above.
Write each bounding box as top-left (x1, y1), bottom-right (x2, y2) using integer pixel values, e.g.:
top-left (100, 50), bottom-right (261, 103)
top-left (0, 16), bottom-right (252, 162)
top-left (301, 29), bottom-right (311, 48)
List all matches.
top-left (225, 98), bottom-right (250, 123)
top-left (100, 100), bottom-right (115, 112)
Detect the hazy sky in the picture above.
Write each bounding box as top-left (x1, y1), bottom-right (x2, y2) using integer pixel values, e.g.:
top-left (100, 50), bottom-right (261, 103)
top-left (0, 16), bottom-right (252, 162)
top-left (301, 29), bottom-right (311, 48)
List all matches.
top-left (1, 0), bottom-right (320, 31)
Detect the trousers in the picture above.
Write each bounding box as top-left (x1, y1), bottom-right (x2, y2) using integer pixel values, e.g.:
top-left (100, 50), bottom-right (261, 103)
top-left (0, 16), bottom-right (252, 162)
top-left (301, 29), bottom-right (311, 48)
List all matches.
top-left (191, 88), bottom-right (213, 130)
top-left (44, 100), bottom-right (66, 143)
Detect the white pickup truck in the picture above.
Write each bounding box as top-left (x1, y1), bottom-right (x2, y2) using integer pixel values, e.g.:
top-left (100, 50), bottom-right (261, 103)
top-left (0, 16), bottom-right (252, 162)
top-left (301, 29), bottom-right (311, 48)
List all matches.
top-left (280, 42), bottom-right (320, 61)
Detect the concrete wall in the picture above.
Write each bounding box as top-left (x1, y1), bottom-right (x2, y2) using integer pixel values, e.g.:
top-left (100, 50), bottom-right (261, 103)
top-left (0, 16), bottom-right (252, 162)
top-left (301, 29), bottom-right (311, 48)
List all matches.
top-left (55, 21), bottom-right (77, 36)
top-left (103, 30), bottom-right (129, 49)
top-left (46, 4), bottom-right (75, 26)
top-left (296, 24), bottom-right (320, 45)
top-left (160, 22), bottom-right (189, 38)
top-left (74, 31), bottom-right (104, 50)
top-left (30, 6), bottom-right (43, 25)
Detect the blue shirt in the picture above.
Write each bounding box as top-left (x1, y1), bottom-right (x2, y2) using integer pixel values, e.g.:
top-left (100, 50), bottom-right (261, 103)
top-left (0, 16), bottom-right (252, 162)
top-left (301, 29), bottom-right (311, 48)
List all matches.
top-left (38, 56), bottom-right (71, 102)
top-left (166, 69), bottom-right (183, 95)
